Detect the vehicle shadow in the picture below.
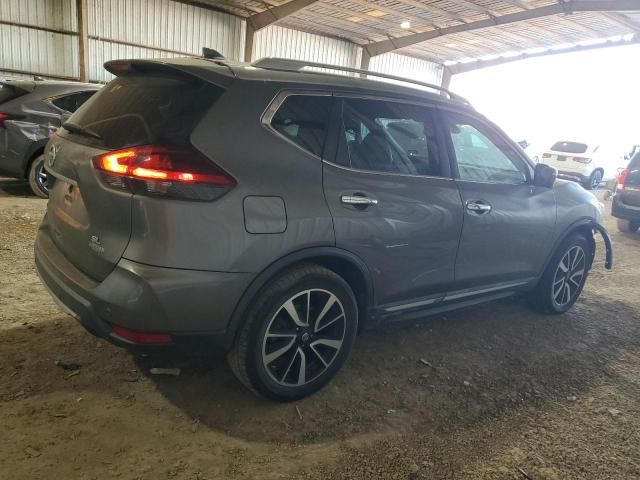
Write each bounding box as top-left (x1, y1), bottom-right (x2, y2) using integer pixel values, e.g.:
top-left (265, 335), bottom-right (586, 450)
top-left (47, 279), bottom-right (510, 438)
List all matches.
top-left (0, 177), bottom-right (34, 197)
top-left (141, 293), bottom-right (640, 445)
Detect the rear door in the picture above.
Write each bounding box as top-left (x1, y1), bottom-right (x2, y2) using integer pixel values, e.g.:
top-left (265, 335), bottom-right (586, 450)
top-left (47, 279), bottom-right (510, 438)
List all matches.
top-left (619, 153), bottom-right (640, 207)
top-left (322, 96), bottom-right (463, 311)
top-left (441, 110), bottom-right (556, 294)
top-left (43, 70), bottom-right (223, 281)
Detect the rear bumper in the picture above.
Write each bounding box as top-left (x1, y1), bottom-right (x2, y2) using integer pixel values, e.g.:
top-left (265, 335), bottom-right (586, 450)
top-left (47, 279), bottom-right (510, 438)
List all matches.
top-left (557, 170), bottom-right (589, 183)
top-left (35, 229), bottom-right (254, 352)
top-left (612, 195), bottom-right (640, 223)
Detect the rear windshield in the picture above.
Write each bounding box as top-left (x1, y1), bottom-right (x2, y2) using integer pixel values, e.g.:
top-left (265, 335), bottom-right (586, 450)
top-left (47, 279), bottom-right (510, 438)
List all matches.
top-left (0, 83), bottom-right (28, 104)
top-left (551, 141), bottom-right (588, 154)
top-left (67, 74), bottom-right (223, 149)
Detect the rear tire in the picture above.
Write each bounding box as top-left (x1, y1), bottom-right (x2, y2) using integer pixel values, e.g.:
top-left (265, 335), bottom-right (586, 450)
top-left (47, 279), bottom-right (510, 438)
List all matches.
top-left (617, 219), bottom-right (639, 233)
top-left (583, 170), bottom-right (602, 190)
top-left (27, 154), bottom-right (49, 198)
top-left (227, 263), bottom-right (358, 401)
top-left (531, 232), bottom-right (593, 314)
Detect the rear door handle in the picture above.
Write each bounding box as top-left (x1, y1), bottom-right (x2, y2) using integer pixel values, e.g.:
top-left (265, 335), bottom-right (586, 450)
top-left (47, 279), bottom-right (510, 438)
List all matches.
top-left (341, 195), bottom-right (379, 206)
top-left (466, 200), bottom-right (492, 214)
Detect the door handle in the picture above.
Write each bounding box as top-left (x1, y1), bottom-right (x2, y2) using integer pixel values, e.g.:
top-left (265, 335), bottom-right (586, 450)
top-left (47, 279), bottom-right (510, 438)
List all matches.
top-left (466, 200), bottom-right (492, 214)
top-left (341, 195), bottom-right (379, 206)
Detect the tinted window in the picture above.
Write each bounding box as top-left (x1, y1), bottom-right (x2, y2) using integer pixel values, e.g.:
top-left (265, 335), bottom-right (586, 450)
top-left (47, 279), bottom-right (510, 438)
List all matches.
top-left (51, 90), bottom-right (96, 113)
top-left (0, 83), bottom-right (28, 104)
top-left (336, 98), bottom-right (444, 176)
top-left (68, 74), bottom-right (223, 149)
top-left (270, 95), bottom-right (332, 157)
top-left (551, 141), bottom-right (588, 154)
top-left (445, 113), bottom-right (528, 185)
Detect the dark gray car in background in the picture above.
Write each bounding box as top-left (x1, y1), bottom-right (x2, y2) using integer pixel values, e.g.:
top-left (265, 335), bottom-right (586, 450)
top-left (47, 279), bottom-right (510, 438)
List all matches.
top-left (34, 57), bottom-right (613, 400)
top-left (0, 79), bottom-right (100, 197)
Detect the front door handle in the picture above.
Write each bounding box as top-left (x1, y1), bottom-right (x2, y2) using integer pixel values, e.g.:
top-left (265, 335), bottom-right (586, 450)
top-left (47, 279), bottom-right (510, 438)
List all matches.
top-left (466, 200), bottom-right (492, 214)
top-left (341, 195), bottom-right (379, 207)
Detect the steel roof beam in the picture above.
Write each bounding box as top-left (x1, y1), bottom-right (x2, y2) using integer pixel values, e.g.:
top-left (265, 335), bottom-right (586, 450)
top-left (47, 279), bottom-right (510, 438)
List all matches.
top-left (447, 33), bottom-right (639, 74)
top-left (247, 0), bottom-right (321, 31)
top-left (364, 0), bottom-right (640, 57)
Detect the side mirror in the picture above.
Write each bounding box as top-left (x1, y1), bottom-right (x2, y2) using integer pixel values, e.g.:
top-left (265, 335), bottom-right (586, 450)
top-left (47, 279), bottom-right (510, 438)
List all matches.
top-left (534, 163), bottom-right (557, 188)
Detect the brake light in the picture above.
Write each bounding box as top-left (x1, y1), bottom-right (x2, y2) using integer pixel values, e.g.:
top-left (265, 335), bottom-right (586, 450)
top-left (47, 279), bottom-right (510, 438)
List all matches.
top-left (0, 113), bottom-right (9, 127)
top-left (572, 156), bottom-right (592, 164)
top-left (93, 145), bottom-right (235, 201)
top-left (617, 168), bottom-right (629, 191)
top-left (542, 152), bottom-right (552, 158)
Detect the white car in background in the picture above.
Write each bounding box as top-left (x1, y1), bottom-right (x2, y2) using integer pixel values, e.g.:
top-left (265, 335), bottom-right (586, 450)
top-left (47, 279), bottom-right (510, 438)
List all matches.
top-left (541, 141), bottom-right (615, 190)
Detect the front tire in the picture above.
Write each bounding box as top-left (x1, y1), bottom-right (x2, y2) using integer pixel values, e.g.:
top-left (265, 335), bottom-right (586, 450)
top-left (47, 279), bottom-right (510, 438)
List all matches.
top-left (584, 170), bottom-right (602, 190)
top-left (531, 233), bottom-right (593, 314)
top-left (28, 154), bottom-right (49, 198)
top-left (228, 264), bottom-right (358, 401)
top-left (617, 219), bottom-right (639, 233)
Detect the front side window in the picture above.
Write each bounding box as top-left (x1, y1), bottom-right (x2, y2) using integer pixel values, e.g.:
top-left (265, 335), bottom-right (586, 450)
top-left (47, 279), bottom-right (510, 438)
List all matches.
top-left (270, 95), bottom-right (332, 158)
top-left (445, 113), bottom-right (528, 185)
top-left (335, 98), bottom-right (444, 177)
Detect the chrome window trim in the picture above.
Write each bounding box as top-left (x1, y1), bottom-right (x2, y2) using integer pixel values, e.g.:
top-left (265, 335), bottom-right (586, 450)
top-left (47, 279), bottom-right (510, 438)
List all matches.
top-left (260, 90), bottom-right (332, 161)
top-left (261, 90), bottom-right (454, 181)
top-left (323, 159), bottom-right (454, 182)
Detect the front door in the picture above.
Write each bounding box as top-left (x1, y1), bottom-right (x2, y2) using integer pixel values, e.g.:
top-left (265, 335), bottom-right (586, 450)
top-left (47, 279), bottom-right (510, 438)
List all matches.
top-left (441, 110), bottom-right (556, 295)
top-left (322, 96), bottom-right (464, 312)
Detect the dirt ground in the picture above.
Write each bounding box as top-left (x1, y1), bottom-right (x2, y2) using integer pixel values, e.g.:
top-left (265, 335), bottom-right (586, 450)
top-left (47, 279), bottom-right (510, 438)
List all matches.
top-left (1, 176), bottom-right (639, 480)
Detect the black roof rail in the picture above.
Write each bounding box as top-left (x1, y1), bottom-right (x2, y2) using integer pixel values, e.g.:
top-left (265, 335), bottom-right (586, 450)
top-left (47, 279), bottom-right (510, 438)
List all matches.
top-left (251, 57), bottom-right (470, 106)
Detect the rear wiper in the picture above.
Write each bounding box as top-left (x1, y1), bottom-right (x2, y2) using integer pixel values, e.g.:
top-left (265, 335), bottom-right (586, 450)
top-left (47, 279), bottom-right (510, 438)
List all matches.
top-left (62, 121), bottom-right (102, 140)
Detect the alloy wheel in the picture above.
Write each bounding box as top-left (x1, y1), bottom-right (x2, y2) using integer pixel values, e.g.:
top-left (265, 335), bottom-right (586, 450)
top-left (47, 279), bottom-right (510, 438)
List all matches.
top-left (261, 289), bottom-right (346, 387)
top-left (552, 245), bottom-right (586, 307)
top-left (590, 171), bottom-right (602, 189)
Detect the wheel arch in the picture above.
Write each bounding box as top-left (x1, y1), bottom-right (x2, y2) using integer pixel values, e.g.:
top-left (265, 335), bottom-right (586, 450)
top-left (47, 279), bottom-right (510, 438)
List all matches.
top-left (223, 247), bottom-right (374, 349)
top-left (539, 218), bottom-right (605, 278)
top-left (23, 141), bottom-right (48, 177)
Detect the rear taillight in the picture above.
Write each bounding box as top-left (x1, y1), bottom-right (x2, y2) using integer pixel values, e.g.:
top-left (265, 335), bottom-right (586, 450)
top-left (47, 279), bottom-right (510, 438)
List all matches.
top-left (542, 152), bottom-right (552, 159)
top-left (92, 145), bottom-right (235, 201)
top-left (572, 156), bottom-right (592, 164)
top-left (617, 168), bottom-right (629, 191)
top-left (0, 112), bottom-right (25, 127)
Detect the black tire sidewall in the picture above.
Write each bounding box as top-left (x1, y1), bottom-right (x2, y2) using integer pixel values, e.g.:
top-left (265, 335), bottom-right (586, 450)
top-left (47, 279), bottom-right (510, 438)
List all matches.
top-left (28, 155), bottom-right (48, 198)
top-left (245, 269), bottom-right (358, 401)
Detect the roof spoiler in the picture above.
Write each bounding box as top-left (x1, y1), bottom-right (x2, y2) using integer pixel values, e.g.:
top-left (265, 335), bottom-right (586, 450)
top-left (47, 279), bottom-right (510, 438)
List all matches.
top-left (103, 58), bottom-right (236, 87)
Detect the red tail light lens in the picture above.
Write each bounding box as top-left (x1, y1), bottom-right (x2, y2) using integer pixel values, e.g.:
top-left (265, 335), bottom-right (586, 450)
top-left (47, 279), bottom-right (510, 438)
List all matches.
top-left (542, 152), bottom-right (552, 158)
top-left (111, 324), bottom-right (172, 345)
top-left (93, 145), bottom-right (235, 201)
top-left (572, 156), bottom-right (592, 164)
top-left (0, 113), bottom-right (10, 127)
top-left (617, 168), bottom-right (629, 191)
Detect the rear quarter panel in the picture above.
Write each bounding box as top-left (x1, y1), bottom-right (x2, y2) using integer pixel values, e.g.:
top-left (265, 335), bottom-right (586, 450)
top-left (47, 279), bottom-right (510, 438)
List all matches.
top-left (122, 80), bottom-right (335, 273)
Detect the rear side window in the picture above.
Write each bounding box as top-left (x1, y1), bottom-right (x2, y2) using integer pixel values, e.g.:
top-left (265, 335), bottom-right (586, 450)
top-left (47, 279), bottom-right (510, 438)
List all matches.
top-left (551, 141), bottom-right (588, 154)
top-left (51, 90), bottom-right (96, 113)
top-left (335, 97), bottom-right (444, 177)
top-left (270, 95), bottom-right (332, 157)
top-left (0, 83), bottom-right (27, 104)
top-left (68, 74), bottom-right (223, 149)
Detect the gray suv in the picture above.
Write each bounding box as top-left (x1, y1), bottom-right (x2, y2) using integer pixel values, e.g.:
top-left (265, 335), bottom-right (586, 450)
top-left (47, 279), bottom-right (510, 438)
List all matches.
top-left (0, 80), bottom-right (100, 197)
top-left (35, 57), bottom-right (613, 400)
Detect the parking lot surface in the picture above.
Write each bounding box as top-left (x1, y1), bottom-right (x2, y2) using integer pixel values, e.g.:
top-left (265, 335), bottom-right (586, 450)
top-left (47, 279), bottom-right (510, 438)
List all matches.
top-left (1, 177), bottom-right (639, 479)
